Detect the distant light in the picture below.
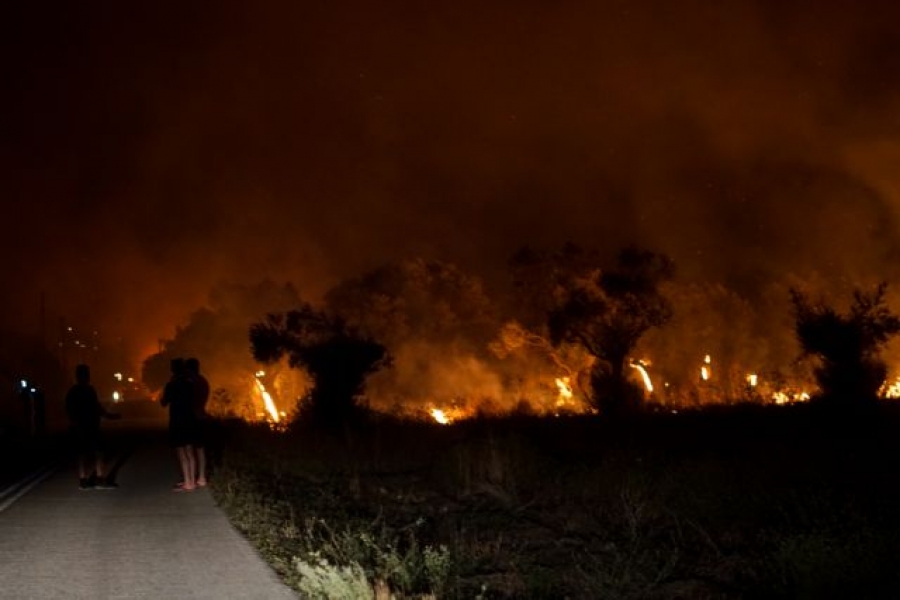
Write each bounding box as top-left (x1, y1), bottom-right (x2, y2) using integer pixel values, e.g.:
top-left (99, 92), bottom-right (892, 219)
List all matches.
top-left (112, 391), bottom-right (121, 402)
top-left (20, 379), bottom-right (28, 388)
top-left (67, 327), bottom-right (73, 332)
top-left (30, 388), bottom-right (37, 394)
top-left (127, 377), bottom-right (134, 383)
top-left (114, 372), bottom-right (123, 381)
top-left (255, 370), bottom-right (266, 378)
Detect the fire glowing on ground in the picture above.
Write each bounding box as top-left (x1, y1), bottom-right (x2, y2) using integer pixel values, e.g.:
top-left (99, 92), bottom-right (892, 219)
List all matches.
top-left (555, 377), bottom-right (574, 407)
top-left (428, 405), bottom-right (468, 425)
top-left (700, 354), bottom-right (712, 381)
top-left (771, 390), bottom-right (811, 405)
top-left (254, 371), bottom-right (281, 423)
top-left (880, 376), bottom-right (900, 399)
top-left (430, 408), bottom-right (450, 424)
top-left (630, 360), bottom-right (654, 394)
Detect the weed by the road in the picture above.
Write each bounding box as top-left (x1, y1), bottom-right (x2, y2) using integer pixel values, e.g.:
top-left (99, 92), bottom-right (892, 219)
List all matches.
top-left (210, 407), bottom-right (900, 598)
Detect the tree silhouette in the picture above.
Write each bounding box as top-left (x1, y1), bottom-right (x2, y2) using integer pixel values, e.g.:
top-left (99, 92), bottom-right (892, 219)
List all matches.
top-left (791, 282), bottom-right (900, 408)
top-left (324, 257), bottom-right (496, 346)
top-left (250, 304), bottom-right (389, 426)
top-left (516, 245), bottom-right (674, 416)
top-left (141, 280), bottom-right (304, 419)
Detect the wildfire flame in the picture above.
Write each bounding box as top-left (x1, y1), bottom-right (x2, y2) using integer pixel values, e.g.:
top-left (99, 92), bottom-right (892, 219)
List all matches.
top-left (746, 373), bottom-right (758, 387)
top-left (430, 408), bottom-right (450, 424)
top-left (772, 390), bottom-right (811, 405)
top-left (880, 376), bottom-right (900, 399)
top-left (254, 371), bottom-right (280, 423)
top-left (555, 377), bottom-right (574, 407)
top-left (630, 361), bottom-right (654, 394)
top-left (700, 354), bottom-right (711, 381)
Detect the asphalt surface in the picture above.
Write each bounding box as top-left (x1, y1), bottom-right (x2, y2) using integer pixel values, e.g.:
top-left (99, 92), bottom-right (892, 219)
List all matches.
top-left (0, 414), bottom-right (299, 599)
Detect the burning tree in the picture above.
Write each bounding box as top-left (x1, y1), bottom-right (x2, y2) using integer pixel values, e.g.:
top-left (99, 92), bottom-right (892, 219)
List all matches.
top-left (546, 246), bottom-right (675, 416)
top-left (325, 258), bottom-right (505, 417)
top-left (499, 243), bottom-right (607, 407)
top-left (250, 304), bottom-right (389, 426)
top-left (791, 282), bottom-right (900, 408)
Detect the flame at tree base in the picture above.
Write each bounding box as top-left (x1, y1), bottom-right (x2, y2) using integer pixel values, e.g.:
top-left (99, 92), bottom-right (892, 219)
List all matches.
top-left (254, 371), bottom-right (281, 423)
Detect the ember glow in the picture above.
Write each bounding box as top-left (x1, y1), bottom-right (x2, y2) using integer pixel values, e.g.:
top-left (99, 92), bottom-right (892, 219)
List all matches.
top-left (879, 377), bottom-right (900, 399)
top-left (630, 361), bottom-right (654, 394)
top-left (772, 390), bottom-right (811, 406)
top-left (700, 355), bottom-right (712, 382)
top-left (254, 371), bottom-right (281, 424)
top-left (555, 377), bottom-right (574, 407)
top-left (427, 405), bottom-right (468, 424)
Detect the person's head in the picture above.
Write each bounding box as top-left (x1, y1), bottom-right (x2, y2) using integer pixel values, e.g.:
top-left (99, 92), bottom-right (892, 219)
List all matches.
top-left (75, 364), bottom-right (91, 384)
top-left (170, 358), bottom-right (186, 377)
top-left (185, 357), bottom-right (200, 374)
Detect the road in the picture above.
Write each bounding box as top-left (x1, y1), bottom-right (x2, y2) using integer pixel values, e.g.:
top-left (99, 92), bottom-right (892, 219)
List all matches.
top-left (0, 406), bottom-right (299, 599)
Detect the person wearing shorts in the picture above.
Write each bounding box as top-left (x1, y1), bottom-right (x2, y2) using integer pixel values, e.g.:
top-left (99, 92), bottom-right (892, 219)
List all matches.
top-left (160, 358), bottom-right (199, 491)
top-left (185, 357), bottom-right (210, 487)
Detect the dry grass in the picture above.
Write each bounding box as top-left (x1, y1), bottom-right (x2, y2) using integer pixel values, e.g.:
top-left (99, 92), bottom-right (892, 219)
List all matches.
top-left (210, 404), bottom-right (900, 598)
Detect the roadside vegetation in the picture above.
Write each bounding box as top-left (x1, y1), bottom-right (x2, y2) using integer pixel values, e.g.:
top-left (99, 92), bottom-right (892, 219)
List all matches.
top-left (210, 403), bottom-right (900, 599)
top-left (101, 237), bottom-right (889, 598)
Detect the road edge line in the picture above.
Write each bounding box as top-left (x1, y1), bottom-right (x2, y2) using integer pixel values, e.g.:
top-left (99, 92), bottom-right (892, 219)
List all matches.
top-left (0, 464), bottom-right (59, 513)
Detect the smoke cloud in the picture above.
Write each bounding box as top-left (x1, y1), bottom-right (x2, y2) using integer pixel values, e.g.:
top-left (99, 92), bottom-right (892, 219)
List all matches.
top-left (3, 0), bottom-right (900, 372)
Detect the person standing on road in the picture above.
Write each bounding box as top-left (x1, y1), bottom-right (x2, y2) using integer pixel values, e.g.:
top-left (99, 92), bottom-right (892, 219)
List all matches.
top-left (185, 357), bottom-right (210, 487)
top-left (65, 364), bottom-right (120, 490)
top-left (160, 358), bottom-right (198, 492)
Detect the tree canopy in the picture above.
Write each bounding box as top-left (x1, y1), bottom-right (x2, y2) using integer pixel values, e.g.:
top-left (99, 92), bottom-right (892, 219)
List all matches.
top-left (250, 304), bottom-right (389, 425)
top-left (791, 282), bottom-right (900, 407)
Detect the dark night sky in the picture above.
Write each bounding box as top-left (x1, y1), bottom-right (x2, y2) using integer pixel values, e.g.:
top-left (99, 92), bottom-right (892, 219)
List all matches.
top-left (3, 0), bottom-right (900, 365)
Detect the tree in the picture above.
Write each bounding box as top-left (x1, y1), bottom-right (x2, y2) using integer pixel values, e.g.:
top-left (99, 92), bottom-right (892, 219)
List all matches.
top-left (324, 258), bottom-right (505, 415)
top-left (638, 281), bottom-right (785, 406)
top-left (324, 257), bottom-right (496, 346)
top-left (791, 282), bottom-right (900, 408)
top-left (250, 304), bottom-right (389, 426)
top-left (141, 280), bottom-right (306, 419)
top-left (547, 246), bottom-right (675, 416)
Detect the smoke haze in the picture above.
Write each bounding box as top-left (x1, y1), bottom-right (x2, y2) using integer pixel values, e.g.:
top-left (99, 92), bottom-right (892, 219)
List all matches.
top-left (3, 0), bottom-right (900, 369)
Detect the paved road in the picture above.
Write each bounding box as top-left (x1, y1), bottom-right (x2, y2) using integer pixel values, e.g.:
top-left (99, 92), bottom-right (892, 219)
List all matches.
top-left (0, 418), bottom-right (299, 599)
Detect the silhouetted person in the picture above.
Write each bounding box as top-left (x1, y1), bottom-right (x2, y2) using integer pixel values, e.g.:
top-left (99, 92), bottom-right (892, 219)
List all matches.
top-left (185, 357), bottom-right (210, 487)
top-left (160, 358), bottom-right (199, 491)
top-left (65, 364), bottom-right (120, 490)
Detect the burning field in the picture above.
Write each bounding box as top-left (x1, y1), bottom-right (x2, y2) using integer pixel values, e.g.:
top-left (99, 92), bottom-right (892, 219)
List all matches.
top-left (140, 253), bottom-right (900, 429)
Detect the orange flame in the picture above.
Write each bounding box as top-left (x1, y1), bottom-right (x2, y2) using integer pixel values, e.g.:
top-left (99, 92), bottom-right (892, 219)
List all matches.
top-left (430, 408), bottom-right (450, 424)
top-left (880, 376), bottom-right (900, 399)
top-left (630, 361), bottom-right (654, 394)
top-left (700, 354), bottom-right (711, 381)
top-left (254, 371), bottom-right (280, 423)
top-left (555, 377), bottom-right (574, 407)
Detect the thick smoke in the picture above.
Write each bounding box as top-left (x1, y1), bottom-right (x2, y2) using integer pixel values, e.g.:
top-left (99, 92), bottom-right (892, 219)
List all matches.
top-left (3, 0), bottom-right (900, 378)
